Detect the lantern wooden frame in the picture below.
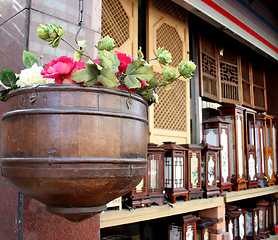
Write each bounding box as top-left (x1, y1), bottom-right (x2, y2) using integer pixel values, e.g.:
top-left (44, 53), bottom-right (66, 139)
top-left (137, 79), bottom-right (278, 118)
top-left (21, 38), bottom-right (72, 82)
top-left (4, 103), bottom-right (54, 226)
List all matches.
top-left (272, 118), bottom-right (278, 181)
top-left (203, 116), bottom-right (233, 193)
top-left (161, 142), bottom-right (189, 203)
top-left (235, 207), bottom-right (247, 240)
top-left (226, 205), bottom-right (241, 240)
top-left (255, 116), bottom-right (267, 187)
top-left (124, 163), bottom-right (151, 209)
top-left (258, 114), bottom-right (276, 186)
top-left (181, 144), bottom-right (204, 200)
top-left (267, 196), bottom-right (278, 235)
top-left (244, 107), bottom-right (259, 189)
top-left (256, 199), bottom-right (271, 239)
top-left (245, 207), bottom-right (260, 240)
top-left (201, 142), bottom-right (221, 198)
top-left (219, 104), bottom-right (247, 191)
top-left (196, 217), bottom-right (215, 240)
top-left (169, 215), bottom-right (200, 240)
top-left (147, 143), bottom-right (165, 206)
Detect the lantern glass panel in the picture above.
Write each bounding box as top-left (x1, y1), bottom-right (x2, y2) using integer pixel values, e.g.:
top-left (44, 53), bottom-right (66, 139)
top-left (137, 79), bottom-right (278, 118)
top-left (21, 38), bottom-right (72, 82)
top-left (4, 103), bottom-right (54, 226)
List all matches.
top-left (266, 119), bottom-right (271, 147)
top-left (228, 220), bottom-right (233, 240)
top-left (186, 225), bottom-right (194, 240)
top-left (246, 212), bottom-right (253, 236)
top-left (248, 154), bottom-right (256, 180)
top-left (208, 156), bottom-right (215, 186)
top-left (235, 218), bottom-right (239, 238)
top-left (197, 230), bottom-right (201, 240)
top-left (136, 179), bottom-right (144, 192)
top-left (274, 202), bottom-right (277, 225)
top-left (223, 116), bottom-right (235, 176)
top-left (149, 155), bottom-right (159, 190)
top-left (221, 129), bottom-right (229, 182)
top-left (268, 156), bottom-right (273, 178)
top-left (169, 225), bottom-right (182, 240)
top-left (260, 128), bottom-right (265, 173)
top-left (255, 125), bottom-right (262, 174)
top-left (266, 209), bottom-right (269, 228)
top-left (174, 157), bottom-right (184, 188)
top-left (259, 209), bottom-right (265, 231)
top-left (239, 214), bottom-right (245, 239)
top-left (204, 229), bottom-right (209, 240)
top-left (273, 125), bottom-right (277, 173)
top-left (247, 115), bottom-right (255, 145)
top-left (237, 116), bottom-right (244, 176)
top-left (255, 212), bottom-right (258, 234)
top-left (204, 128), bottom-right (219, 146)
top-left (165, 157), bottom-right (172, 188)
top-left (191, 153), bottom-right (199, 188)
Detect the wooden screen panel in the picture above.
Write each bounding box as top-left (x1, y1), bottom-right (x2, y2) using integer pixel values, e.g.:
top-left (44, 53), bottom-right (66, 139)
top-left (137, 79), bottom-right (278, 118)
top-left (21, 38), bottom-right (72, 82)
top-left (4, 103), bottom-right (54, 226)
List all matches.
top-left (200, 34), bottom-right (219, 101)
top-left (101, 0), bottom-right (138, 56)
top-left (148, 0), bottom-right (190, 144)
top-left (241, 56), bottom-right (252, 107)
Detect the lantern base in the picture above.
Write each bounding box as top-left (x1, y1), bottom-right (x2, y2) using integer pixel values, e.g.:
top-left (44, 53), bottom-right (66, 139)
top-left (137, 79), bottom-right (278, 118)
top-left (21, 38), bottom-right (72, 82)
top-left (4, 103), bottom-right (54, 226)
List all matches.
top-left (218, 182), bottom-right (233, 193)
top-left (165, 188), bottom-right (189, 203)
top-left (46, 205), bottom-right (107, 222)
top-left (188, 190), bottom-right (204, 200)
top-left (150, 194), bottom-right (165, 206)
top-left (203, 187), bottom-right (220, 198)
top-left (247, 180), bottom-right (259, 189)
top-left (231, 181), bottom-right (247, 191)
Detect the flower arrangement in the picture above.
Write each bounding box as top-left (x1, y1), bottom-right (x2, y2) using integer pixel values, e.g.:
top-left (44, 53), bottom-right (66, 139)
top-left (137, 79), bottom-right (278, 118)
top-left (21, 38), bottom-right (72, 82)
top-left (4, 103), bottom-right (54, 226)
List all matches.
top-left (0, 23), bottom-right (196, 104)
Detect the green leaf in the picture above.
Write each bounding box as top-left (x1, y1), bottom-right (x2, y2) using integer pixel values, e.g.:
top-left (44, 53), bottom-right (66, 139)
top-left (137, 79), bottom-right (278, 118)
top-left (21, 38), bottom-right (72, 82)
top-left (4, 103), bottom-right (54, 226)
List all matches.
top-left (0, 89), bottom-right (11, 101)
top-left (97, 50), bottom-right (120, 73)
top-left (124, 60), bottom-right (154, 89)
top-left (77, 40), bottom-right (87, 48)
top-left (97, 68), bottom-right (120, 88)
top-left (73, 50), bottom-right (84, 61)
top-left (22, 50), bottom-right (38, 68)
top-left (163, 84), bottom-right (172, 91)
top-left (71, 64), bottom-right (100, 87)
top-left (0, 69), bottom-right (17, 89)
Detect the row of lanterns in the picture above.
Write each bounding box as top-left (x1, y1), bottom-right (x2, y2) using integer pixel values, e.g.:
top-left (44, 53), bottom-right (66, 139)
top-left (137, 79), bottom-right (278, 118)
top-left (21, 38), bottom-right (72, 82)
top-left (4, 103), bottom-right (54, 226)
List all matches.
top-left (124, 104), bottom-right (277, 208)
top-left (226, 196), bottom-right (278, 240)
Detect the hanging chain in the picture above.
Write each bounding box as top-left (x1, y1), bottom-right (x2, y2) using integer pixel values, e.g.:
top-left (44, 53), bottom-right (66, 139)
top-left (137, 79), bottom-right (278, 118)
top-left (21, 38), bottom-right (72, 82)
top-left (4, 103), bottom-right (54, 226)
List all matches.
top-left (75, 0), bottom-right (84, 44)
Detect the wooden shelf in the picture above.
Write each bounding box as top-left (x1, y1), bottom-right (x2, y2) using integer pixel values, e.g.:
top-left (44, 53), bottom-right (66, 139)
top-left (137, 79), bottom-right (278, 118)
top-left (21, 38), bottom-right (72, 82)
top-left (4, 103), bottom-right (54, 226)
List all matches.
top-left (100, 186), bottom-right (278, 229)
top-left (222, 185), bottom-right (278, 203)
top-left (100, 197), bottom-right (224, 228)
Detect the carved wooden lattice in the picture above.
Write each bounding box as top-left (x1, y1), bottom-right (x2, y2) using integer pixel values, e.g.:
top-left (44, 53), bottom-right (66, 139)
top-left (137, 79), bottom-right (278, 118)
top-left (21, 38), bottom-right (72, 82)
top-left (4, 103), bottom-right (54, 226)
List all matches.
top-left (220, 61), bottom-right (239, 102)
top-left (101, 0), bottom-right (129, 47)
top-left (153, 0), bottom-right (187, 23)
top-left (156, 23), bottom-right (183, 67)
top-left (154, 72), bottom-right (187, 132)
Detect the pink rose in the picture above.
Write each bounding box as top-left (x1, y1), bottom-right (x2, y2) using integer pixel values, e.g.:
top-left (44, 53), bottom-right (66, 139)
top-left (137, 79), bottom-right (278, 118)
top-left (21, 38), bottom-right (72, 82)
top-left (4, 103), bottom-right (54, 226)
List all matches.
top-left (115, 51), bottom-right (133, 74)
top-left (41, 56), bottom-right (85, 84)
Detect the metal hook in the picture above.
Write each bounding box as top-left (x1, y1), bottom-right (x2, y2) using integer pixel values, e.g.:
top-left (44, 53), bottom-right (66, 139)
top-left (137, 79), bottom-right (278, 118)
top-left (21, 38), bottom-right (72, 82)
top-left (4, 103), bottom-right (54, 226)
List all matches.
top-left (75, 0), bottom-right (84, 44)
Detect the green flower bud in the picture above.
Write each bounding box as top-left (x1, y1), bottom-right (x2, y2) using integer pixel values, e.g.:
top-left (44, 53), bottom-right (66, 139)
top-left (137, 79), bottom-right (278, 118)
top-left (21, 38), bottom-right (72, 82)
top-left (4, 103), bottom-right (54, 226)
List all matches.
top-left (37, 24), bottom-right (65, 48)
top-left (157, 47), bottom-right (172, 66)
top-left (162, 68), bottom-right (176, 81)
top-left (178, 60), bottom-right (196, 80)
top-left (95, 36), bottom-right (115, 51)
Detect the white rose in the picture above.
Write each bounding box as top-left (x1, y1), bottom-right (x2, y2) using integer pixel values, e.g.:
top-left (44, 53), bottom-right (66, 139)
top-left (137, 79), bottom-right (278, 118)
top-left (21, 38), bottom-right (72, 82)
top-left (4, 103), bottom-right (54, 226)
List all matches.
top-left (16, 63), bottom-right (55, 87)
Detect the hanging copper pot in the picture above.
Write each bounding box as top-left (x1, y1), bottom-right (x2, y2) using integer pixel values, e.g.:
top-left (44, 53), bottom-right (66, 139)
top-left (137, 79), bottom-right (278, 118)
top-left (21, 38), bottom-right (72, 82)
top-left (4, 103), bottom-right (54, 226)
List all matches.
top-left (1, 84), bottom-right (148, 222)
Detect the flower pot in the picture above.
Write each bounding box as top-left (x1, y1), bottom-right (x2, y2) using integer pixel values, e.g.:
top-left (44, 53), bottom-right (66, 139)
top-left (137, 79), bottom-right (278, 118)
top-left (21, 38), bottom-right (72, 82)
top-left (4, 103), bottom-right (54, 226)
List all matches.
top-left (1, 84), bottom-right (148, 222)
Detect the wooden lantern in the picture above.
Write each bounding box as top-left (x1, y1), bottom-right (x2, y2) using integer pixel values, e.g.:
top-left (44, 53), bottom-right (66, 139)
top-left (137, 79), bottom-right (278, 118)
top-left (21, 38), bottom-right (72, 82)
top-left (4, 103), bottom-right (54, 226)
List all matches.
top-left (267, 196), bottom-right (278, 235)
top-left (226, 205), bottom-right (241, 240)
top-left (235, 207), bottom-right (247, 240)
top-left (244, 107), bottom-right (259, 189)
top-left (201, 142), bottom-right (221, 198)
top-left (161, 142), bottom-right (188, 203)
top-left (196, 217), bottom-right (215, 240)
top-left (168, 215), bottom-right (200, 240)
top-left (244, 207), bottom-right (260, 240)
top-left (219, 104), bottom-right (247, 191)
top-left (258, 114), bottom-right (276, 186)
top-left (272, 118), bottom-right (278, 180)
top-left (181, 144), bottom-right (204, 200)
top-left (124, 162), bottom-right (151, 209)
top-left (147, 143), bottom-right (165, 206)
top-left (255, 116), bottom-right (267, 187)
top-left (256, 199), bottom-right (271, 239)
top-left (203, 116), bottom-right (233, 192)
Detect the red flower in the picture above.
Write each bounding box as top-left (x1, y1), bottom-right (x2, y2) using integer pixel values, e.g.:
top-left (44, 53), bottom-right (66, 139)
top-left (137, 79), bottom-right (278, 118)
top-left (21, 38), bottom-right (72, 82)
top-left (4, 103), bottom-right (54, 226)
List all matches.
top-left (115, 51), bottom-right (133, 74)
top-left (41, 56), bottom-right (85, 84)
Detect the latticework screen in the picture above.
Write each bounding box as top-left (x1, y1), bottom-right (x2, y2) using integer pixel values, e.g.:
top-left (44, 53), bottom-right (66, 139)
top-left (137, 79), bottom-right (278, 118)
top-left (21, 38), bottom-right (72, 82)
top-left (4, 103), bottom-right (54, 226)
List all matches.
top-left (153, 0), bottom-right (187, 23)
top-left (154, 73), bottom-right (187, 132)
top-left (156, 23), bottom-right (183, 67)
top-left (101, 0), bottom-right (129, 48)
top-left (241, 56), bottom-right (252, 106)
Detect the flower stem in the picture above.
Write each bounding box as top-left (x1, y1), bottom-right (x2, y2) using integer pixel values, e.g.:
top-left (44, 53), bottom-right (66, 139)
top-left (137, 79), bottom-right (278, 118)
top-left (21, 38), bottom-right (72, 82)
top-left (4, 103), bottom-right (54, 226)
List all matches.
top-left (158, 74), bottom-right (182, 87)
top-left (146, 57), bottom-right (158, 62)
top-left (61, 38), bottom-right (97, 64)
